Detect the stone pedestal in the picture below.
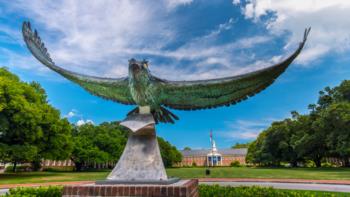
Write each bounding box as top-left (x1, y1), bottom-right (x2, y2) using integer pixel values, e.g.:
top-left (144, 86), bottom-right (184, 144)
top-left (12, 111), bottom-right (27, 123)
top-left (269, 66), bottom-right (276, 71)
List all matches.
top-left (101, 124), bottom-right (177, 184)
top-left (62, 179), bottom-right (199, 197)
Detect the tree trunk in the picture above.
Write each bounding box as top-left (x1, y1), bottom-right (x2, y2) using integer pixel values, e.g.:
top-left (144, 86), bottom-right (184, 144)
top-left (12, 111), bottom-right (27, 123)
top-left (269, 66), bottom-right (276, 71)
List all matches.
top-left (343, 157), bottom-right (350, 167)
top-left (291, 161), bottom-right (298, 167)
top-left (13, 161), bottom-right (17, 172)
top-left (314, 158), bottom-right (321, 168)
top-left (31, 159), bottom-right (42, 171)
top-left (74, 162), bottom-right (83, 171)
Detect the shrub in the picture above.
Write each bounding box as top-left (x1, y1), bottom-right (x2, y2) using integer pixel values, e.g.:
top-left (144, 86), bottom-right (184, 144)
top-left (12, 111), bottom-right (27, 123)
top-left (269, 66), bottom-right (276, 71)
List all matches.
top-left (199, 185), bottom-right (341, 197)
top-left (43, 166), bottom-right (74, 172)
top-left (322, 162), bottom-right (336, 167)
top-left (230, 160), bottom-right (241, 167)
top-left (5, 165), bottom-right (32, 173)
top-left (6, 186), bottom-right (62, 197)
top-left (192, 162), bottom-right (197, 167)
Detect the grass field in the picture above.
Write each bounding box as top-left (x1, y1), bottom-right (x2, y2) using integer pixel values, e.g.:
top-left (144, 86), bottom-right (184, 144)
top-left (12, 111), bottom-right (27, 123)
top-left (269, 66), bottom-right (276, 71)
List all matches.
top-left (1, 167), bottom-right (350, 185)
top-left (167, 167), bottom-right (350, 180)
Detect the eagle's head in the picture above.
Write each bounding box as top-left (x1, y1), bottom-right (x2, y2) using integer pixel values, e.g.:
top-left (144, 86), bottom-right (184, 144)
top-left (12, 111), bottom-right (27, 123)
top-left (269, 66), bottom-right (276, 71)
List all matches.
top-left (128, 58), bottom-right (149, 79)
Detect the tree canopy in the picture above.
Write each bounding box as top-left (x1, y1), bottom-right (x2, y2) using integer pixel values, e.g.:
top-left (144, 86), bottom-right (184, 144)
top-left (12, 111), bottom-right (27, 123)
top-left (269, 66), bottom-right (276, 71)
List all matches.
top-left (71, 122), bottom-right (182, 170)
top-left (231, 142), bottom-right (250, 149)
top-left (0, 67), bottom-right (72, 171)
top-left (183, 147), bottom-right (191, 151)
top-left (247, 80), bottom-right (350, 167)
top-left (158, 137), bottom-right (182, 167)
top-left (70, 121), bottom-right (128, 171)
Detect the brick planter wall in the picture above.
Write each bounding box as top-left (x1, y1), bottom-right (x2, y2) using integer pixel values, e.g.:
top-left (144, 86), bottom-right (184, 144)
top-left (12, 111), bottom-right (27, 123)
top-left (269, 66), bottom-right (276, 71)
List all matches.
top-left (62, 179), bottom-right (198, 197)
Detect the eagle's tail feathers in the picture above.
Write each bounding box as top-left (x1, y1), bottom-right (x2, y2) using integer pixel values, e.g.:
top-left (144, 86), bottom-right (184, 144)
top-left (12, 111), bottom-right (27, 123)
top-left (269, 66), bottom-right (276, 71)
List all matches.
top-left (126, 106), bottom-right (178, 124)
top-left (153, 107), bottom-right (178, 124)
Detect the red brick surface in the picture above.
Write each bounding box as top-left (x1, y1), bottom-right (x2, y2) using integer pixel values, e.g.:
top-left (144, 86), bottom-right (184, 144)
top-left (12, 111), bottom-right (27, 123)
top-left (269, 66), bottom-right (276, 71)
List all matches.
top-left (62, 179), bottom-right (199, 197)
top-left (179, 155), bottom-right (246, 166)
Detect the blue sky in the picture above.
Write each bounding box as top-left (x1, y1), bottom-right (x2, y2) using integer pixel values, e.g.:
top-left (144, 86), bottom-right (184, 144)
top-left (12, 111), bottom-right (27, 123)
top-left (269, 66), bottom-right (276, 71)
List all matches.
top-left (0, 0), bottom-right (349, 149)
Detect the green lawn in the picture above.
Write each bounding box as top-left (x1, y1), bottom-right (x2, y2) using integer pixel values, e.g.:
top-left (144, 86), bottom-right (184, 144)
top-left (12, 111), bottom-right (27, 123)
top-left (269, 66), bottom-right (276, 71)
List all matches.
top-left (167, 167), bottom-right (350, 180)
top-left (1, 167), bottom-right (350, 185)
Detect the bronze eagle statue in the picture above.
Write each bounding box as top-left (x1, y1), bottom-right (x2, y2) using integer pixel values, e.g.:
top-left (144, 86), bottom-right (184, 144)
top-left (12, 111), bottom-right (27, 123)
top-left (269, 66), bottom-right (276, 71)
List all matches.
top-left (22, 21), bottom-right (310, 124)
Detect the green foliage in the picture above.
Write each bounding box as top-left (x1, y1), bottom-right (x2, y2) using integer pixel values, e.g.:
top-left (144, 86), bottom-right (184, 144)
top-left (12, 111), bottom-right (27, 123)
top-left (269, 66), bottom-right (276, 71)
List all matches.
top-left (0, 67), bottom-right (72, 171)
top-left (232, 142), bottom-right (250, 149)
top-left (70, 122), bottom-right (182, 170)
top-left (7, 186), bottom-right (62, 197)
top-left (247, 80), bottom-right (350, 167)
top-left (158, 137), bottom-right (182, 167)
top-left (230, 161), bottom-right (241, 167)
top-left (319, 102), bottom-right (350, 166)
top-left (199, 185), bottom-right (343, 197)
top-left (5, 165), bottom-right (32, 173)
top-left (183, 146), bottom-right (191, 150)
top-left (70, 122), bottom-right (128, 171)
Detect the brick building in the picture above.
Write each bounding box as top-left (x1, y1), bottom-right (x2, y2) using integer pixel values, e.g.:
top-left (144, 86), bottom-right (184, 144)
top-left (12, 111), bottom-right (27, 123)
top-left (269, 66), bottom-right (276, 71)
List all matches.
top-left (177, 132), bottom-right (247, 167)
top-left (179, 148), bottom-right (247, 167)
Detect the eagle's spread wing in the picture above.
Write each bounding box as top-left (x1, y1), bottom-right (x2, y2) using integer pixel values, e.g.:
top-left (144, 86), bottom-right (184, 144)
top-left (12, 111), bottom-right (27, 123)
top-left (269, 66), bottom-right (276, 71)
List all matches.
top-left (22, 22), bottom-right (135, 105)
top-left (159, 28), bottom-right (311, 110)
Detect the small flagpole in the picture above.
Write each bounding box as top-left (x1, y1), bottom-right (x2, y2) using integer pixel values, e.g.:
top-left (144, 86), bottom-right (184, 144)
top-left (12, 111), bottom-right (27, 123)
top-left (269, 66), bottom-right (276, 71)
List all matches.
top-left (210, 130), bottom-right (213, 167)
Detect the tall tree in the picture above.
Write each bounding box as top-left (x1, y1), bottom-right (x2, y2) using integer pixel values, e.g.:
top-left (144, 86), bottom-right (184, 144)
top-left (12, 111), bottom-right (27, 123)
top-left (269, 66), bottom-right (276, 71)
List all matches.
top-left (291, 113), bottom-right (327, 167)
top-left (247, 80), bottom-right (350, 167)
top-left (0, 68), bottom-right (72, 171)
top-left (70, 122), bottom-right (182, 170)
top-left (158, 137), bottom-right (182, 167)
top-left (70, 122), bottom-right (128, 171)
top-left (319, 102), bottom-right (350, 166)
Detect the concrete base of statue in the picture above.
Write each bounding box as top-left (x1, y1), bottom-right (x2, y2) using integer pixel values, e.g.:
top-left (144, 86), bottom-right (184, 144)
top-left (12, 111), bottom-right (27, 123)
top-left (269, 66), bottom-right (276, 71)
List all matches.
top-left (62, 114), bottom-right (200, 196)
top-left (62, 179), bottom-right (199, 197)
top-left (98, 119), bottom-right (178, 184)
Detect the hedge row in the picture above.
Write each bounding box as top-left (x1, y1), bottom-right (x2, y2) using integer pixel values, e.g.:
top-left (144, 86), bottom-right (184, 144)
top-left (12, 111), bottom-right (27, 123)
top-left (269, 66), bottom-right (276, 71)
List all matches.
top-left (6, 186), bottom-right (62, 197)
top-left (198, 185), bottom-right (345, 197)
top-left (6, 185), bottom-right (346, 197)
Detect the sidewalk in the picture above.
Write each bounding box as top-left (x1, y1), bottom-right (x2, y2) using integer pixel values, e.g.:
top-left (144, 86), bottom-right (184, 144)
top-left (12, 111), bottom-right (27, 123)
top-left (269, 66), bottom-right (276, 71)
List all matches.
top-left (1, 178), bottom-right (350, 189)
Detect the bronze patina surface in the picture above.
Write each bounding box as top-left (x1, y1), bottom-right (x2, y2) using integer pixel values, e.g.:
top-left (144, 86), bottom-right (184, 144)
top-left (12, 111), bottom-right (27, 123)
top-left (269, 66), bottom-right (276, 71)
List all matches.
top-left (22, 21), bottom-right (310, 124)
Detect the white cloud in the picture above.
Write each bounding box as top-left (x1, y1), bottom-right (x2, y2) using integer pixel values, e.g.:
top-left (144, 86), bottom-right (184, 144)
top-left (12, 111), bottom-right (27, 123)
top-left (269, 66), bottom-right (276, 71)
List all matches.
top-left (2, 0), bottom-right (326, 83)
top-left (240, 0), bottom-right (350, 64)
top-left (205, 18), bottom-right (236, 38)
top-left (64, 109), bottom-right (94, 125)
top-left (66, 111), bottom-right (75, 118)
top-left (219, 119), bottom-right (275, 140)
top-left (3, 0), bottom-right (284, 81)
top-left (232, 0), bottom-right (240, 5)
top-left (165, 0), bottom-right (193, 10)
top-left (6, 0), bottom-right (178, 76)
top-left (76, 119), bottom-right (94, 126)
top-left (64, 109), bottom-right (77, 118)
top-left (238, 131), bottom-right (260, 139)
